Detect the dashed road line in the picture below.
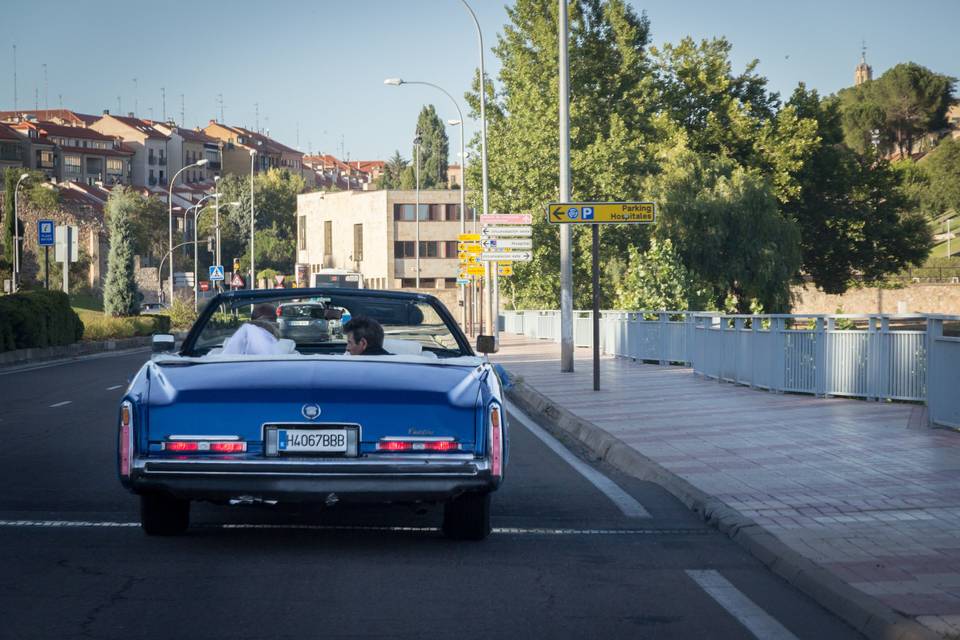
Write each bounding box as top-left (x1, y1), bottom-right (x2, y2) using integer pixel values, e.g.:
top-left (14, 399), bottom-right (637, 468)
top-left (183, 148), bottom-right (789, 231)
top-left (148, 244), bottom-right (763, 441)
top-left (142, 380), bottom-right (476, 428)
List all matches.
top-left (49, 401), bottom-right (72, 408)
top-left (506, 400), bottom-right (652, 518)
top-left (0, 519), bottom-right (708, 536)
top-left (686, 570), bottom-right (799, 640)
top-left (106, 385), bottom-right (124, 391)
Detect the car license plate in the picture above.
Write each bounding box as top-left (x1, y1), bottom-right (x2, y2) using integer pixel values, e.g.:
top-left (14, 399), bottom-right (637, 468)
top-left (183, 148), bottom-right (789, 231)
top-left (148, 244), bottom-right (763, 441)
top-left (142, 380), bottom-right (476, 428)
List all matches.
top-left (290, 320), bottom-right (310, 326)
top-left (278, 429), bottom-right (347, 453)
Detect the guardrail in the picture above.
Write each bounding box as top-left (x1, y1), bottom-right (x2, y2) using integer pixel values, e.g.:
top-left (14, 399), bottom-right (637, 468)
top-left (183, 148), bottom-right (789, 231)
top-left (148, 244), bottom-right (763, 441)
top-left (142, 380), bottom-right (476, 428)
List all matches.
top-left (501, 310), bottom-right (960, 427)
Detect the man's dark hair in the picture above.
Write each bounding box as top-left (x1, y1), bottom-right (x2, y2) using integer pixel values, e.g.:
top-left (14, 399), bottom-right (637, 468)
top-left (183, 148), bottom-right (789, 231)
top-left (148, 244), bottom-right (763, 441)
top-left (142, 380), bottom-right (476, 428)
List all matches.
top-left (343, 315), bottom-right (384, 351)
top-left (252, 303), bottom-right (277, 321)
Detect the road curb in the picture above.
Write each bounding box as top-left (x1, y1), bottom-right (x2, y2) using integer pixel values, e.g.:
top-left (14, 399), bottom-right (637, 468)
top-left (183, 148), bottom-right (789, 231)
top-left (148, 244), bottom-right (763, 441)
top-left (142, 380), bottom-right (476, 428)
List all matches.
top-left (0, 336), bottom-right (153, 368)
top-left (506, 377), bottom-right (941, 640)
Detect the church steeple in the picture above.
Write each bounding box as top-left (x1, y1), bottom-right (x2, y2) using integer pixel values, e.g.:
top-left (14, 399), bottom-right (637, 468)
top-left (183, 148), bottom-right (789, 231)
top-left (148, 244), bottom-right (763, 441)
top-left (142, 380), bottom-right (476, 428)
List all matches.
top-left (855, 41), bottom-right (873, 86)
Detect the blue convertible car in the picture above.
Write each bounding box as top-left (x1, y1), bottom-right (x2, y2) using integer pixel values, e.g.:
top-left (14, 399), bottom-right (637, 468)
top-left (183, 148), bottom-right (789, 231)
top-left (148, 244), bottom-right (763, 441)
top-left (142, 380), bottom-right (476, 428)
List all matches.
top-left (118, 288), bottom-right (506, 540)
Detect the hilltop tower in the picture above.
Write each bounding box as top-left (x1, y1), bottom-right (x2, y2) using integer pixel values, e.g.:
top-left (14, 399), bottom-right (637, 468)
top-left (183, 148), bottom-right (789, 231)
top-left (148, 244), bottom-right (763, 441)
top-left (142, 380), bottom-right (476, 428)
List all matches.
top-left (855, 42), bottom-right (873, 86)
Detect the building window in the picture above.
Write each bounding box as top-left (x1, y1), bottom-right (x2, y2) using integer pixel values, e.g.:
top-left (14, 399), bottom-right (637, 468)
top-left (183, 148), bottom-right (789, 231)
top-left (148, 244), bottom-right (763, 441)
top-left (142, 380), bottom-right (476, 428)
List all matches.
top-left (353, 224), bottom-right (363, 261)
top-left (419, 241), bottom-right (439, 258)
top-left (446, 204), bottom-right (461, 221)
top-left (107, 158), bottom-right (123, 174)
top-left (298, 216), bottom-right (307, 250)
top-left (64, 155), bottom-right (82, 173)
top-left (429, 204), bottom-right (444, 221)
top-left (394, 241), bottom-right (415, 258)
top-left (394, 204), bottom-right (415, 221)
top-left (323, 221), bottom-right (332, 257)
top-left (444, 241), bottom-right (458, 258)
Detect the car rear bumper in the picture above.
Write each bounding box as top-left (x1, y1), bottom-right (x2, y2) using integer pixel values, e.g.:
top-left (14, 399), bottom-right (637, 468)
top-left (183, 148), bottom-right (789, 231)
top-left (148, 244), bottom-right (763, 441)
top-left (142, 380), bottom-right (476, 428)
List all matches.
top-left (124, 456), bottom-right (499, 503)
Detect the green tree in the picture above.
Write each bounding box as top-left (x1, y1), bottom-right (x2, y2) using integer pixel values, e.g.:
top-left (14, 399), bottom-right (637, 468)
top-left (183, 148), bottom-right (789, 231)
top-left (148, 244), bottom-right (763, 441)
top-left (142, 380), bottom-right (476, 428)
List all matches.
top-left (467, 0), bottom-right (660, 309)
top-left (3, 169), bottom-right (59, 271)
top-left (785, 85), bottom-right (933, 293)
top-left (412, 105), bottom-right (449, 189)
top-left (376, 151), bottom-right (409, 189)
top-left (103, 186), bottom-right (141, 316)
top-left (608, 238), bottom-right (702, 310)
top-left (839, 63), bottom-right (955, 157)
top-left (649, 146), bottom-right (801, 312)
top-left (918, 137), bottom-right (960, 217)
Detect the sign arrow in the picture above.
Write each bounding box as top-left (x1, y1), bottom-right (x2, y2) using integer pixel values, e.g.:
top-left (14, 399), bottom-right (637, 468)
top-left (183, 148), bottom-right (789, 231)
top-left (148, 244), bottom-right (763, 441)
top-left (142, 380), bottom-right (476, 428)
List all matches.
top-left (551, 206), bottom-right (564, 221)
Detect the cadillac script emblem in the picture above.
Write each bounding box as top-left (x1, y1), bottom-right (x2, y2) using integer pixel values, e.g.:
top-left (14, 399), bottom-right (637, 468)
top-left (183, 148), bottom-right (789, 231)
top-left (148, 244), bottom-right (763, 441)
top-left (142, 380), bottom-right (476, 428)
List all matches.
top-left (301, 404), bottom-right (322, 420)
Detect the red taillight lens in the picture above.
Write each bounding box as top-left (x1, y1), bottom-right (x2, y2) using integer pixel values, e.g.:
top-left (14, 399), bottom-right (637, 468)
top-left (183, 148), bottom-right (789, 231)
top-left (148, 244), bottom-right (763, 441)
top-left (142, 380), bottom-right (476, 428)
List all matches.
top-left (164, 441), bottom-right (199, 452)
top-left (162, 440), bottom-right (246, 453)
top-left (376, 439), bottom-right (459, 452)
top-left (490, 406), bottom-right (503, 478)
top-left (210, 442), bottom-right (246, 453)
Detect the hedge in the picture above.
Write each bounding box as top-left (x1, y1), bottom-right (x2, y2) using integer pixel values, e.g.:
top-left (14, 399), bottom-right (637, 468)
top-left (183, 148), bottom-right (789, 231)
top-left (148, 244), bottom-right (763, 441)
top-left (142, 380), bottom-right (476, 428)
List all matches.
top-left (0, 290), bottom-right (84, 352)
top-left (80, 313), bottom-right (170, 342)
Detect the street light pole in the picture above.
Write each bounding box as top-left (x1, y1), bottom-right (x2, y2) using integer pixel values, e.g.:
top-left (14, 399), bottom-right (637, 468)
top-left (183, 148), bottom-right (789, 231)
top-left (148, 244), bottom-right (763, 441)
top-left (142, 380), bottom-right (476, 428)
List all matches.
top-left (214, 175), bottom-right (222, 291)
top-left (414, 131), bottom-right (421, 289)
top-left (249, 149), bottom-right (256, 289)
top-left (13, 173), bottom-right (29, 293)
top-left (558, 0), bottom-right (574, 372)
top-left (383, 78), bottom-right (469, 329)
top-left (459, 0), bottom-right (493, 337)
top-left (168, 159), bottom-right (208, 305)
top-left (189, 193), bottom-right (218, 311)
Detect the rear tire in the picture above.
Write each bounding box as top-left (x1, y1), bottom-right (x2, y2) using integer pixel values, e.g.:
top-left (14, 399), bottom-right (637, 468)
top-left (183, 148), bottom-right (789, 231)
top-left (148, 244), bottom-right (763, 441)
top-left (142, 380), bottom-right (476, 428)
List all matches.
top-left (442, 492), bottom-right (491, 540)
top-left (140, 493), bottom-right (190, 536)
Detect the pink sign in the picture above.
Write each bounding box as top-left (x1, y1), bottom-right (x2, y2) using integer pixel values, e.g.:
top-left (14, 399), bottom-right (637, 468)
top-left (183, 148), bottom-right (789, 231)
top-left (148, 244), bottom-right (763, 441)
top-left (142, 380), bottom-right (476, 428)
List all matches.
top-left (479, 214), bottom-right (532, 225)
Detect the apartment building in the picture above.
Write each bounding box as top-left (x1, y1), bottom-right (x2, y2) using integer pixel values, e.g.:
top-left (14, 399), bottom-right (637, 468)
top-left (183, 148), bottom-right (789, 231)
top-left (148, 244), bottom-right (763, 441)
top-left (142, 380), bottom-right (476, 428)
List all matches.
top-left (91, 112), bottom-right (170, 186)
top-left (0, 109), bottom-right (99, 127)
top-left (152, 123), bottom-right (218, 185)
top-left (12, 120), bottom-right (133, 185)
top-left (203, 120), bottom-right (306, 180)
top-left (0, 123), bottom-right (26, 173)
top-left (296, 189), bottom-right (472, 290)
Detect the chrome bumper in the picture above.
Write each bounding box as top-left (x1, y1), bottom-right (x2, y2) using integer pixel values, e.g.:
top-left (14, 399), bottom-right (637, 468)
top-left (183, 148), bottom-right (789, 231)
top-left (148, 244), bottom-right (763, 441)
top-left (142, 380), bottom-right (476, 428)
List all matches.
top-left (125, 455), bottom-right (498, 503)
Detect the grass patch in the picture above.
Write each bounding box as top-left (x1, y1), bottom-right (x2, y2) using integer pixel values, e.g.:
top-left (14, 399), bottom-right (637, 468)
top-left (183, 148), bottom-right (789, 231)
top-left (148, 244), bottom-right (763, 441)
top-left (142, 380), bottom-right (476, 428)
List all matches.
top-left (69, 292), bottom-right (104, 313)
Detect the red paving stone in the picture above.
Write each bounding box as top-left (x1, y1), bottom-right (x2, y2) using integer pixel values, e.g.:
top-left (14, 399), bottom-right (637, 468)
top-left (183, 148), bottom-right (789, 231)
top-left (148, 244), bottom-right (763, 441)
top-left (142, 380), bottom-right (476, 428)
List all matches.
top-left (496, 334), bottom-right (960, 626)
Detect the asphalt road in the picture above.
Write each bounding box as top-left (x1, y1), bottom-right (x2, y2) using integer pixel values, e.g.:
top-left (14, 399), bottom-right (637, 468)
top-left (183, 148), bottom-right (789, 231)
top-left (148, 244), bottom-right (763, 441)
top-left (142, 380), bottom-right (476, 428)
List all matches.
top-left (0, 351), bottom-right (862, 640)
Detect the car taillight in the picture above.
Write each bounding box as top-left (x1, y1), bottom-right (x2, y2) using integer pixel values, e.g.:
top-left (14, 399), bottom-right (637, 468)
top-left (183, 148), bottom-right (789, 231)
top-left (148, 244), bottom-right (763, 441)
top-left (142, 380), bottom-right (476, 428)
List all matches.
top-left (162, 439), bottom-right (247, 452)
top-left (119, 401), bottom-right (133, 477)
top-left (376, 439), bottom-right (460, 452)
top-left (489, 405), bottom-right (503, 479)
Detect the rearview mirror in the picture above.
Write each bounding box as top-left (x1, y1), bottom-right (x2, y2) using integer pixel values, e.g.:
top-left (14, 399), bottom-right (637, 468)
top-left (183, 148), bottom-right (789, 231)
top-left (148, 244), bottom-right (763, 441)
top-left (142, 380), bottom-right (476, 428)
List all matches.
top-left (476, 335), bottom-right (497, 355)
top-left (152, 334), bottom-right (176, 353)
top-left (324, 308), bottom-right (343, 321)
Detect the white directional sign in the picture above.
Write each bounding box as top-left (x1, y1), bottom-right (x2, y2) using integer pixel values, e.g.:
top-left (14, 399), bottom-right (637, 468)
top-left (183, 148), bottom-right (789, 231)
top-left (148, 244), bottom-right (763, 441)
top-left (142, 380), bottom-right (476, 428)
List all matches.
top-left (482, 225), bottom-right (532, 238)
top-left (479, 251), bottom-right (532, 262)
top-left (481, 238), bottom-right (533, 250)
top-left (54, 225), bottom-right (79, 262)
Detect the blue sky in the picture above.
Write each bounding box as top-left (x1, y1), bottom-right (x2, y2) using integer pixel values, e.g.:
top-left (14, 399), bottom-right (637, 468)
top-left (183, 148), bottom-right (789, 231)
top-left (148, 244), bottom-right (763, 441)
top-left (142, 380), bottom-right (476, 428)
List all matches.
top-left (3, 0), bottom-right (958, 161)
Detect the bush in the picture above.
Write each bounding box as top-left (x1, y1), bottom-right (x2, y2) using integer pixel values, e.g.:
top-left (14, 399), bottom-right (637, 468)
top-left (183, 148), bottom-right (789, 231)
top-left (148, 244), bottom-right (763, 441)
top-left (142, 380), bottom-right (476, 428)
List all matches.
top-left (163, 298), bottom-right (197, 330)
top-left (0, 290), bottom-right (84, 352)
top-left (78, 312), bottom-right (170, 342)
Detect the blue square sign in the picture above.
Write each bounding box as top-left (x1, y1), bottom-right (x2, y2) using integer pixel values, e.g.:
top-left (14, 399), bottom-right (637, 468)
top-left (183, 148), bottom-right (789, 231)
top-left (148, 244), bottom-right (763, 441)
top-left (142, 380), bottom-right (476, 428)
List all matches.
top-left (582, 207), bottom-right (594, 220)
top-left (209, 265), bottom-right (225, 281)
top-left (38, 220), bottom-right (55, 246)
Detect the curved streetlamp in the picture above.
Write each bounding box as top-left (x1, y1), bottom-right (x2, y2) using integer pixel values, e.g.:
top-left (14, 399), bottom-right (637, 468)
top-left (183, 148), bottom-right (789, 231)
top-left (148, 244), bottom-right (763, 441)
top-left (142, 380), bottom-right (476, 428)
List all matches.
top-left (13, 173), bottom-right (29, 293)
top-left (168, 159), bottom-right (208, 304)
top-left (249, 149), bottom-right (256, 289)
top-left (193, 196), bottom-right (241, 309)
top-left (385, 78), bottom-right (470, 327)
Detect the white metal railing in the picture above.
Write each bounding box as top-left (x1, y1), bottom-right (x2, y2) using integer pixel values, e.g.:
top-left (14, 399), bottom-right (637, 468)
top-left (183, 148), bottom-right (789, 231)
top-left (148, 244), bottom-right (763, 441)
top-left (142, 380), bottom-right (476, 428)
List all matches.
top-left (500, 310), bottom-right (960, 427)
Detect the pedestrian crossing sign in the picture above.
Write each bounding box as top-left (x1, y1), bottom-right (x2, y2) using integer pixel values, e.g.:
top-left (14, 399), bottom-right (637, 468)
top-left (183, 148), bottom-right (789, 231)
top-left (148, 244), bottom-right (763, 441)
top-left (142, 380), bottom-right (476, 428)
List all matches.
top-left (209, 265), bottom-right (225, 281)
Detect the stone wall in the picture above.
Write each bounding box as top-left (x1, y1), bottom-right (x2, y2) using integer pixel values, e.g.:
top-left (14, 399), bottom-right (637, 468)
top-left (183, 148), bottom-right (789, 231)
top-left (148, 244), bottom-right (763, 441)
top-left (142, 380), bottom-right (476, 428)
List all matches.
top-left (791, 283), bottom-right (960, 315)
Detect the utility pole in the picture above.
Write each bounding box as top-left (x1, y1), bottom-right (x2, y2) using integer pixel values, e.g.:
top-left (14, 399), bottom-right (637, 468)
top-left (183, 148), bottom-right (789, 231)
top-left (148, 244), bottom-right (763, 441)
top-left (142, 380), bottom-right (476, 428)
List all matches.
top-left (132, 77), bottom-right (138, 115)
top-left (42, 63), bottom-right (48, 109)
top-left (117, 96), bottom-right (122, 114)
top-left (161, 87), bottom-right (166, 121)
top-left (558, 0), bottom-right (574, 372)
top-left (180, 94), bottom-right (185, 126)
top-left (218, 94), bottom-right (224, 122)
top-left (254, 102), bottom-right (259, 132)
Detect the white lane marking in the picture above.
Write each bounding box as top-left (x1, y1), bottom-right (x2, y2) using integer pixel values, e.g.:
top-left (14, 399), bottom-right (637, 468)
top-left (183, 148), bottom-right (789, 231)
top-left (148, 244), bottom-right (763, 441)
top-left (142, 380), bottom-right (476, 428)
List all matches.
top-left (0, 347), bottom-right (150, 376)
top-left (106, 385), bottom-right (124, 391)
top-left (686, 570), bottom-right (799, 640)
top-left (49, 401), bottom-right (72, 408)
top-left (0, 520), bottom-right (707, 535)
top-left (506, 400), bottom-right (651, 518)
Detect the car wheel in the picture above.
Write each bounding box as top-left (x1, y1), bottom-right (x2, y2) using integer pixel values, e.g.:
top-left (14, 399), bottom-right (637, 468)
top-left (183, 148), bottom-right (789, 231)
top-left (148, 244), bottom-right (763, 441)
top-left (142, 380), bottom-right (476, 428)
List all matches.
top-left (442, 492), bottom-right (491, 540)
top-left (140, 492), bottom-right (190, 536)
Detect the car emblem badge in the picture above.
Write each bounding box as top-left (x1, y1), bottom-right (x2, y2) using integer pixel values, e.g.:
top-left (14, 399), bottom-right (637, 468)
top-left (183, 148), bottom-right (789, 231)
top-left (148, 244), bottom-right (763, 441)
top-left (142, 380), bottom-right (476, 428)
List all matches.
top-left (301, 404), bottom-right (322, 420)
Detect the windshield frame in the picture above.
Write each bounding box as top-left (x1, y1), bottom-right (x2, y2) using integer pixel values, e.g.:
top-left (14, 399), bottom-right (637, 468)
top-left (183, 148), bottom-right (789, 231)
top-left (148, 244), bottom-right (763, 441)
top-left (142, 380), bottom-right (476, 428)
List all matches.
top-left (178, 287), bottom-right (474, 358)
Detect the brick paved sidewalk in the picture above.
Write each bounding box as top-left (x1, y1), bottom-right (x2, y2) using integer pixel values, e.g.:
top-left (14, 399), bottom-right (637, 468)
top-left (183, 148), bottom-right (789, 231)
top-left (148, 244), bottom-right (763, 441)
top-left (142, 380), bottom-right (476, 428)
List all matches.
top-left (495, 334), bottom-right (960, 637)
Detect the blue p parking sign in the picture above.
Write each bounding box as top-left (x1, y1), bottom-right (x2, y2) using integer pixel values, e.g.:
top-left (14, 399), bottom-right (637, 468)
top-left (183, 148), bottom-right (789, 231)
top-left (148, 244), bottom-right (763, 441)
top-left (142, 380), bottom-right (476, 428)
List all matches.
top-left (38, 220), bottom-right (55, 246)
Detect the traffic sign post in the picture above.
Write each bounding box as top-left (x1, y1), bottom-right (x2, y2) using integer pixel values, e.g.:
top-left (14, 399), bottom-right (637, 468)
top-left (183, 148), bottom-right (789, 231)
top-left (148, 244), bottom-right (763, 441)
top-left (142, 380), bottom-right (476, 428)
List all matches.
top-left (547, 202), bottom-right (658, 391)
top-left (209, 265), bottom-right (225, 281)
top-left (38, 220), bottom-right (54, 289)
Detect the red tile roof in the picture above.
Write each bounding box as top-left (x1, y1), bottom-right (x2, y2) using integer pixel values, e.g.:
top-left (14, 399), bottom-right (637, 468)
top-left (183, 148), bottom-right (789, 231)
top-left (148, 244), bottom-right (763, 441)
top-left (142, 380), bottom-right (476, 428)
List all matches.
top-left (0, 122), bottom-right (22, 142)
top-left (0, 109), bottom-right (98, 126)
top-left (18, 120), bottom-right (119, 141)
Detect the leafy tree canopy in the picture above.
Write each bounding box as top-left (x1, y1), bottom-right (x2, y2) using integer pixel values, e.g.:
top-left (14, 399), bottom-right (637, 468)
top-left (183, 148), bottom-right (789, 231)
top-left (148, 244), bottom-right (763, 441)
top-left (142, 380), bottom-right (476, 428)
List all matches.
top-left (103, 186), bottom-right (141, 316)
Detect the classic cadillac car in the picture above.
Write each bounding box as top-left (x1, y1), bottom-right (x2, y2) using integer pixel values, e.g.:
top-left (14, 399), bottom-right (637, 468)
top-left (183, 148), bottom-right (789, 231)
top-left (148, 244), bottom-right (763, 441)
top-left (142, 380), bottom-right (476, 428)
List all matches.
top-left (117, 288), bottom-right (507, 540)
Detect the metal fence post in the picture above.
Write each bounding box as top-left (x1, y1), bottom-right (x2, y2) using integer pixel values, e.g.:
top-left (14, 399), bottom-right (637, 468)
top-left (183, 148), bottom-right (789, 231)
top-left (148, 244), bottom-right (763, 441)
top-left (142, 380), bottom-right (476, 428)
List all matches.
top-left (773, 317), bottom-right (786, 393)
top-left (659, 312), bottom-right (668, 365)
top-left (867, 317), bottom-right (879, 401)
top-left (824, 317), bottom-right (835, 397)
top-left (879, 316), bottom-right (890, 401)
top-left (750, 316), bottom-right (759, 389)
top-left (815, 317), bottom-right (826, 397)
